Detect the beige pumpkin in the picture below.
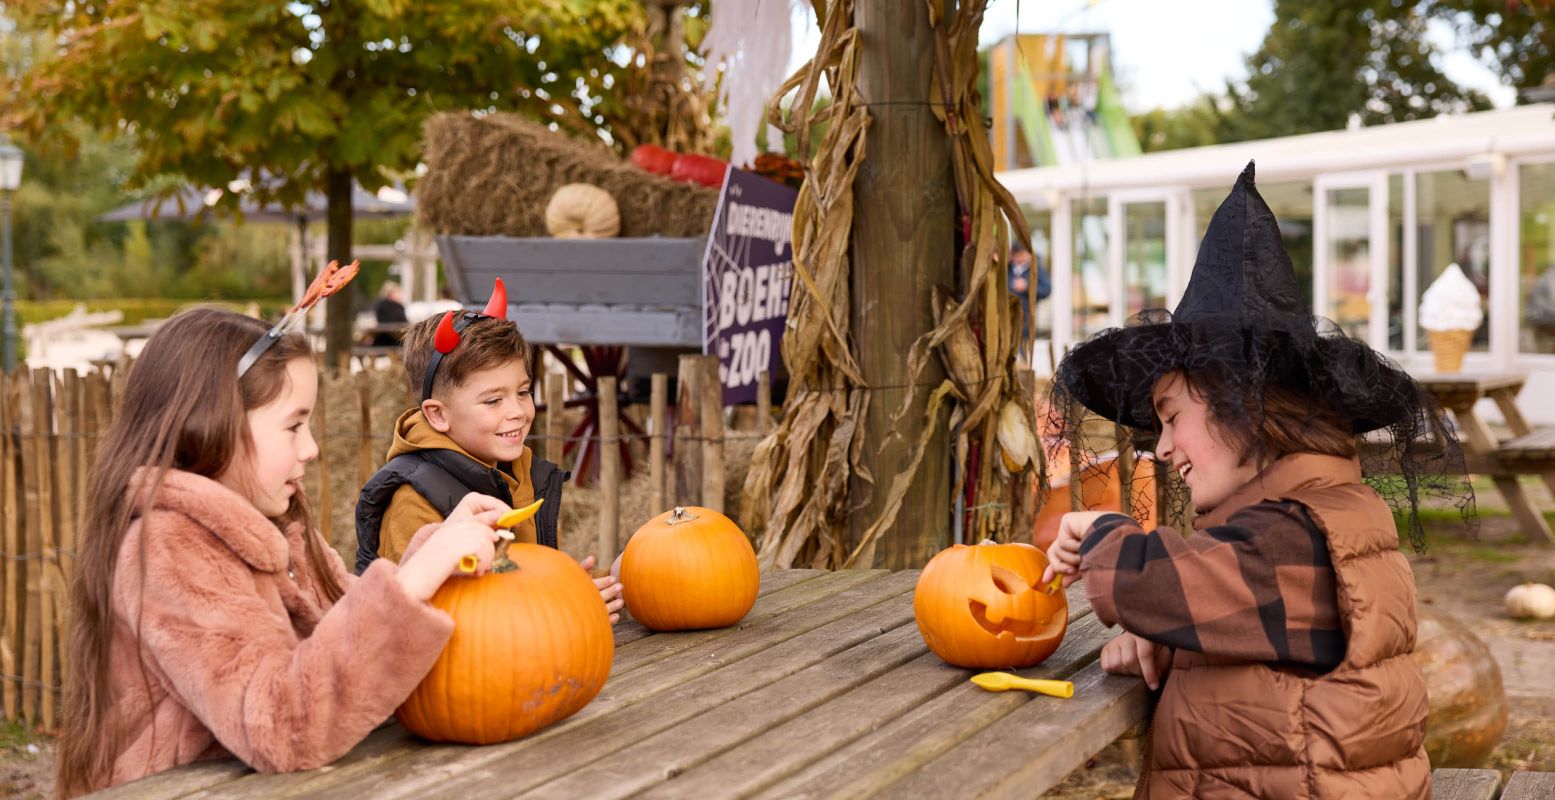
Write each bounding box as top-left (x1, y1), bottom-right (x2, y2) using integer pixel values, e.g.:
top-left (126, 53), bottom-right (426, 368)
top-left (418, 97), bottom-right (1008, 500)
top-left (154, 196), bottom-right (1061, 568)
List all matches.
top-left (1412, 607), bottom-right (1509, 767)
top-left (544, 183), bottom-right (620, 239)
top-left (1504, 582), bottom-right (1555, 620)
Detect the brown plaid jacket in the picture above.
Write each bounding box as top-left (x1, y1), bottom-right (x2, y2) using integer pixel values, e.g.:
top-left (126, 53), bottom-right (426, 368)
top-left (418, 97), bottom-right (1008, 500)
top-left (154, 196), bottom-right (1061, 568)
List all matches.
top-left (1079, 501), bottom-right (1345, 671)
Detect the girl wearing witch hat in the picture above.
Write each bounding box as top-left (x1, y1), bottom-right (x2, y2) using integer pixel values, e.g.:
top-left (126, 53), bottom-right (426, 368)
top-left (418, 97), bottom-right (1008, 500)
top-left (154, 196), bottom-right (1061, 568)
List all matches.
top-left (1042, 163), bottom-right (1470, 799)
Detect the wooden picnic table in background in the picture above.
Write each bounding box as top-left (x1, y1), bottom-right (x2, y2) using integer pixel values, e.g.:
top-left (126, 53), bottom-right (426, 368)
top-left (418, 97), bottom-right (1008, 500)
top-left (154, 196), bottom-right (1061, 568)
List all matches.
top-left (91, 568), bottom-right (1147, 800)
top-left (1413, 372), bottom-right (1555, 545)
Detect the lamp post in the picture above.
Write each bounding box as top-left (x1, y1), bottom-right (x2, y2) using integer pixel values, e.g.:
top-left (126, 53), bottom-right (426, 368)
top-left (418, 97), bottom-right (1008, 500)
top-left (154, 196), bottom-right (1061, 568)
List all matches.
top-left (0, 137), bottom-right (21, 374)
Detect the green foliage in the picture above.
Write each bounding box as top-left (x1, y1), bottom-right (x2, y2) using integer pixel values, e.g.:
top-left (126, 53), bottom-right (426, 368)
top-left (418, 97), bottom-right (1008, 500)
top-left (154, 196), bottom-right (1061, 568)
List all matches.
top-left (1429, 0), bottom-right (1555, 96)
top-left (1129, 0), bottom-right (1494, 152)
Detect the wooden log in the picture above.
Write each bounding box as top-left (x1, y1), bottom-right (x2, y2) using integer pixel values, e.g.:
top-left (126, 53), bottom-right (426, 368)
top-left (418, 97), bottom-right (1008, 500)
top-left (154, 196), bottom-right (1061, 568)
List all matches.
top-left (32, 371), bottom-right (60, 730)
top-left (546, 374), bottom-right (566, 469)
top-left (1115, 423), bottom-right (1134, 517)
top-left (0, 371), bottom-right (17, 719)
top-left (1429, 768), bottom-right (1502, 800)
top-left (597, 376), bottom-right (622, 566)
top-left (649, 373), bottom-right (668, 516)
top-left (59, 371), bottom-right (81, 584)
top-left (757, 370), bottom-right (773, 435)
top-left (673, 355), bottom-right (703, 507)
top-left (699, 356), bottom-right (724, 513)
top-left (847, 0), bottom-right (954, 568)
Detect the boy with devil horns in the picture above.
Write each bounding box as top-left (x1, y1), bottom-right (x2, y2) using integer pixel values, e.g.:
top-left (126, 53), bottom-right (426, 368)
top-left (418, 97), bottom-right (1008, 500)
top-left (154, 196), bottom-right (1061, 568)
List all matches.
top-left (353, 279), bottom-right (624, 621)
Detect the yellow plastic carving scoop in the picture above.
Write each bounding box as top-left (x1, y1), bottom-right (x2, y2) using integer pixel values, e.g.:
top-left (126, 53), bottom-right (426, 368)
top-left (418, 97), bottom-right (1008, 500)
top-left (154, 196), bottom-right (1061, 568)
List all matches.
top-left (457, 499), bottom-right (546, 573)
top-left (497, 498), bottom-right (544, 529)
top-left (970, 672), bottom-right (1074, 698)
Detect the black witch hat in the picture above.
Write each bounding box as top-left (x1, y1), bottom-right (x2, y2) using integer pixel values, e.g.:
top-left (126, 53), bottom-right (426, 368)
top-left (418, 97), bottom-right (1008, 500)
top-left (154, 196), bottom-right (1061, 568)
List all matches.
top-left (1047, 162), bottom-right (1471, 548)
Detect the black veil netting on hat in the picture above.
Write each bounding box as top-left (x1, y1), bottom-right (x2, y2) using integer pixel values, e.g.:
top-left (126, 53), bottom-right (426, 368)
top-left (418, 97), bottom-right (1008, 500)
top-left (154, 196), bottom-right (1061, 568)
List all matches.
top-left (1041, 162), bottom-right (1474, 551)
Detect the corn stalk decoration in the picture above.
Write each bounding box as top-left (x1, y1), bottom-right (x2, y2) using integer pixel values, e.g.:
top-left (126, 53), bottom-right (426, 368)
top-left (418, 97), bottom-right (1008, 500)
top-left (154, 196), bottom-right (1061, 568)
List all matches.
top-left (741, 0), bottom-right (1045, 569)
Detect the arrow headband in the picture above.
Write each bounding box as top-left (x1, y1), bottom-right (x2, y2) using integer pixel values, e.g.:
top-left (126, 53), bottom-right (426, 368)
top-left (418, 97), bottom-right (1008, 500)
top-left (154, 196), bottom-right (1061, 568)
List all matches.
top-left (237, 259), bottom-right (360, 378)
top-left (422, 277), bottom-right (508, 401)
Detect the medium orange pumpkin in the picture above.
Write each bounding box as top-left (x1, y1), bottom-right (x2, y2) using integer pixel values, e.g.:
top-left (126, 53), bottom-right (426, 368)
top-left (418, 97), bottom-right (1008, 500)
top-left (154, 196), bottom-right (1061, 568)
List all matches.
top-left (620, 506), bottom-right (759, 631)
top-left (396, 543), bottom-right (614, 745)
top-left (914, 540), bottom-right (1068, 668)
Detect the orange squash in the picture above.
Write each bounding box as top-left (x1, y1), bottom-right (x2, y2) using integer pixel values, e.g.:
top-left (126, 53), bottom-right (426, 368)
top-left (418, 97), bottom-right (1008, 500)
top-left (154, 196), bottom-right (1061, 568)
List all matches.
top-left (914, 541), bottom-right (1068, 669)
top-left (620, 506), bottom-right (759, 631)
top-left (396, 544), bottom-right (613, 745)
top-left (1032, 452), bottom-right (1158, 551)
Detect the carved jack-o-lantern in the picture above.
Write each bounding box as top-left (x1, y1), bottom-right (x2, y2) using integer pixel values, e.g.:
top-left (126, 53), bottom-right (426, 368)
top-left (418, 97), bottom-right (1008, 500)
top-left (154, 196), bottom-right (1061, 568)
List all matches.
top-left (914, 541), bottom-right (1068, 669)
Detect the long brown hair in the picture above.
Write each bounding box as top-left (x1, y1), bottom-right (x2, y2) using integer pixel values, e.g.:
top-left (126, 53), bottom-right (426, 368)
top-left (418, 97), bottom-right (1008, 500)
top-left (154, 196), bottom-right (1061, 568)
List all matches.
top-left (56, 307), bottom-right (344, 797)
top-left (1179, 369), bottom-right (1358, 470)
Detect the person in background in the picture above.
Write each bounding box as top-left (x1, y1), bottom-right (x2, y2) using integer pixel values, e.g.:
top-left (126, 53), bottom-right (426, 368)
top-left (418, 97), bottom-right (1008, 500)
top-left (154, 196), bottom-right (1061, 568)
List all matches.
top-left (371, 281), bottom-right (409, 346)
top-left (1008, 240), bottom-right (1051, 344)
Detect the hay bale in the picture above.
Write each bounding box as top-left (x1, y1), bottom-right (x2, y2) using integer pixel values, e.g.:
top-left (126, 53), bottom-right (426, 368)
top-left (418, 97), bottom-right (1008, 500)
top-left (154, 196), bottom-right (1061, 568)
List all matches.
top-left (419, 113), bottom-right (718, 238)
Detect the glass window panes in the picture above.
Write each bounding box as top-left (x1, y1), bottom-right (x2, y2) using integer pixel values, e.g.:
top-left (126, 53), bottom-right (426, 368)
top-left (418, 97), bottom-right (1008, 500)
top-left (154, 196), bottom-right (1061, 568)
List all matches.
top-left (1389, 174), bottom-right (1405, 351)
top-left (1072, 197), bottom-right (1109, 337)
top-left (1414, 169), bottom-right (1490, 353)
top-left (1521, 161), bottom-right (1555, 355)
top-left (1324, 187), bottom-right (1372, 339)
top-left (1123, 201), bottom-right (1169, 317)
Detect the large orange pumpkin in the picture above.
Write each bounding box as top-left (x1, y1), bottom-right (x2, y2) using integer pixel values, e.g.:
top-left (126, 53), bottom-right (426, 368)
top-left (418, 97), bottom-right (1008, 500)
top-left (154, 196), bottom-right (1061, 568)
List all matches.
top-left (396, 544), bottom-right (613, 745)
top-left (620, 506), bottom-right (759, 631)
top-left (914, 541), bottom-right (1068, 668)
top-left (1032, 452), bottom-right (1158, 551)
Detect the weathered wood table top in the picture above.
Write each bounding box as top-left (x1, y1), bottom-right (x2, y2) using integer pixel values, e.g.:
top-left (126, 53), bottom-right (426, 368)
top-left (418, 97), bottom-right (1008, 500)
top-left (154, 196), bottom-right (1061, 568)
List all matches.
top-left (92, 568), bottom-right (1147, 800)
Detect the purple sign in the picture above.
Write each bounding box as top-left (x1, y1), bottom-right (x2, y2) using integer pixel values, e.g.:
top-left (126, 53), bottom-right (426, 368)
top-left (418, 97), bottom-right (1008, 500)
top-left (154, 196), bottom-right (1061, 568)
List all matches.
top-left (701, 167), bottom-right (799, 406)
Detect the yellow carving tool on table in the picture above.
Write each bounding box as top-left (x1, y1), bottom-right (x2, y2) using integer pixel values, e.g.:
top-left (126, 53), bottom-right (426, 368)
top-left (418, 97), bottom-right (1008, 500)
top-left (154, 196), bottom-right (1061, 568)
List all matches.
top-left (969, 672), bottom-right (1075, 698)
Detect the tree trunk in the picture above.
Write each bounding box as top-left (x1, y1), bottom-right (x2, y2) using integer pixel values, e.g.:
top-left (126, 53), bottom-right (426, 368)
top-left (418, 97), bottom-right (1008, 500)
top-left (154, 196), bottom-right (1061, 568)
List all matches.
top-left (324, 165), bottom-right (354, 370)
top-left (847, 0), bottom-right (955, 568)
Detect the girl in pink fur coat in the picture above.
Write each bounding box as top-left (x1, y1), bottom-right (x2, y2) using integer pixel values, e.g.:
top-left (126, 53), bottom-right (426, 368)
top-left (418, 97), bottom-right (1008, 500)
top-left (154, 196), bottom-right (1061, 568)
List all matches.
top-left (56, 307), bottom-right (513, 797)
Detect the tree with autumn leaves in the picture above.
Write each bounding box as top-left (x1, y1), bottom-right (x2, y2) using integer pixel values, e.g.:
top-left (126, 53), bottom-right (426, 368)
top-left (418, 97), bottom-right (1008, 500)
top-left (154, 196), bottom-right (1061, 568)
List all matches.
top-left (1, 0), bottom-right (714, 362)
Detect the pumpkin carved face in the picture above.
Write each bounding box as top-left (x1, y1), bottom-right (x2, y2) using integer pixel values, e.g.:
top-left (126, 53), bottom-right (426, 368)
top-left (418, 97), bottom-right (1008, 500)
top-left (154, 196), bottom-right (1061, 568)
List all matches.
top-left (914, 541), bottom-right (1068, 669)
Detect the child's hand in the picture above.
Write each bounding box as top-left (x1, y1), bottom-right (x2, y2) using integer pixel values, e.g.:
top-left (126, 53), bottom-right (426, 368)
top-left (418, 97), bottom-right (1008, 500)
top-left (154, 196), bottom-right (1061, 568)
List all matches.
top-left (579, 555), bottom-right (624, 625)
top-left (447, 493), bottom-right (512, 526)
top-left (1100, 631), bottom-right (1172, 691)
top-left (396, 520), bottom-right (503, 603)
top-left (1041, 510), bottom-right (1111, 588)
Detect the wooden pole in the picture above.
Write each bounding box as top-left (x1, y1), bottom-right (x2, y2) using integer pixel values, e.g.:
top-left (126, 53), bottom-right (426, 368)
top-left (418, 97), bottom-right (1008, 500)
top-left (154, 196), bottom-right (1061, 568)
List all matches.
top-left (32, 371), bottom-right (58, 730)
top-left (20, 370), bottom-right (42, 722)
top-left (847, 0), bottom-right (955, 568)
top-left (757, 370), bottom-right (773, 435)
top-left (673, 354), bottom-right (703, 507)
top-left (356, 369), bottom-right (374, 487)
top-left (0, 371), bottom-right (17, 719)
top-left (546, 374), bottom-right (566, 468)
top-left (597, 376), bottom-right (622, 566)
top-left (699, 356), bottom-right (725, 513)
top-left (1115, 423), bottom-right (1134, 518)
top-left (316, 366), bottom-right (332, 545)
top-left (649, 373), bottom-right (668, 515)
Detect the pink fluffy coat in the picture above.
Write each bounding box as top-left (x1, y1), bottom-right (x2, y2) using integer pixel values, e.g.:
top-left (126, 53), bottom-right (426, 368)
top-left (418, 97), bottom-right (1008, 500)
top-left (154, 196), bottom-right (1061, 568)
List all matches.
top-left (99, 469), bottom-right (451, 792)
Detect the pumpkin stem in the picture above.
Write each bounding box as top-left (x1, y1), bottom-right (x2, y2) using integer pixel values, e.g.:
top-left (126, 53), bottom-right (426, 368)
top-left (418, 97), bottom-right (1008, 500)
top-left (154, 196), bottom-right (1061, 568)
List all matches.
top-left (979, 538), bottom-right (998, 546)
top-left (665, 506), bottom-right (700, 526)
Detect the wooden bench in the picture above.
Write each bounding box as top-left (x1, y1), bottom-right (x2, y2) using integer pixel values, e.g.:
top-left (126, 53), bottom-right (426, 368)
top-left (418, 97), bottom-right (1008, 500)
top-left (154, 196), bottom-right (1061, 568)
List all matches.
top-left (1496, 427), bottom-right (1555, 472)
top-left (1432, 768), bottom-right (1555, 799)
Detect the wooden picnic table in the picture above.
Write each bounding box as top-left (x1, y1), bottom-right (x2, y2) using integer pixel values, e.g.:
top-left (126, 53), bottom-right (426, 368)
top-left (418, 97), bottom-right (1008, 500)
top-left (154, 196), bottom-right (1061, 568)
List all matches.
top-left (92, 568), bottom-right (1147, 800)
top-left (1413, 372), bottom-right (1555, 545)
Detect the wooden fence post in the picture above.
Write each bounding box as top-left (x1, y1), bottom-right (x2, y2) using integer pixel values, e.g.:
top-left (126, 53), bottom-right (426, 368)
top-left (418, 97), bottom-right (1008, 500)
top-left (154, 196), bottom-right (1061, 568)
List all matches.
top-left (673, 355), bottom-right (703, 507)
top-left (356, 369), bottom-right (374, 488)
top-left (19, 369), bottom-right (42, 723)
top-left (31, 370), bottom-right (60, 730)
top-left (597, 376), bottom-right (621, 567)
top-left (757, 370), bottom-right (772, 435)
top-left (649, 373), bottom-right (668, 515)
top-left (1, 371), bottom-right (18, 719)
top-left (546, 374), bottom-right (566, 469)
top-left (699, 356), bottom-right (724, 514)
top-left (316, 366), bottom-right (332, 545)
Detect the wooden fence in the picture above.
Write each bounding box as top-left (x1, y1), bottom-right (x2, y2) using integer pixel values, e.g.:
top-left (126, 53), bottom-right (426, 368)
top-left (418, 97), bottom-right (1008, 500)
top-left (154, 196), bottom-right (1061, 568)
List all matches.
top-left (0, 353), bottom-right (760, 728)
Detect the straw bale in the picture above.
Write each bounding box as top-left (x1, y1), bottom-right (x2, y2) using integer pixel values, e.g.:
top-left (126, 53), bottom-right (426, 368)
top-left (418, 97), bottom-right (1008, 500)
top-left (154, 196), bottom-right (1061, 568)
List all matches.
top-left (418, 112), bottom-right (717, 238)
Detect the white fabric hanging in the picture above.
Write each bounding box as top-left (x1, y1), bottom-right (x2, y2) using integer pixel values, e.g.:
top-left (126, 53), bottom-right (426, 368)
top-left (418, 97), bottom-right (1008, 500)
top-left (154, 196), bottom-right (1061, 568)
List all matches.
top-left (700, 0), bottom-right (804, 166)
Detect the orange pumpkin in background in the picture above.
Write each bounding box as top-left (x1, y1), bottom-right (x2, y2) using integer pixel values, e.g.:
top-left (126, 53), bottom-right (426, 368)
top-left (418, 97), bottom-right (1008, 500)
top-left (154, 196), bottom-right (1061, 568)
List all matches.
top-left (669, 153), bottom-right (730, 188)
top-left (397, 544), bottom-right (613, 745)
top-left (1032, 451), bottom-right (1158, 551)
top-left (620, 506), bottom-right (759, 631)
top-left (630, 143), bottom-right (678, 175)
top-left (914, 541), bottom-right (1068, 669)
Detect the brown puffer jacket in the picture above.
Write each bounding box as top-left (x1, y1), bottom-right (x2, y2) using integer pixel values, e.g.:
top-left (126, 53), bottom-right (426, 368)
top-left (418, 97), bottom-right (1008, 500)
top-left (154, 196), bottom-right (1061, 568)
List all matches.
top-left (1143, 454), bottom-right (1429, 799)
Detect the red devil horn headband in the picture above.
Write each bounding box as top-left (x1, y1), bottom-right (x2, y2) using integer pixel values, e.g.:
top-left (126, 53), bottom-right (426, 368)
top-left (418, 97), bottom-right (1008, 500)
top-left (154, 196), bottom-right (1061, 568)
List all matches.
top-left (237, 259), bottom-right (360, 377)
top-left (421, 278), bottom-right (510, 401)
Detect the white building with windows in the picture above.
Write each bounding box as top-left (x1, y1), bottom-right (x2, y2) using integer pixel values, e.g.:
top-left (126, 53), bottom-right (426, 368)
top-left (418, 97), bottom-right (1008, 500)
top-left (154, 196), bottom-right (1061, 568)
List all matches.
top-left (999, 103), bottom-right (1555, 423)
